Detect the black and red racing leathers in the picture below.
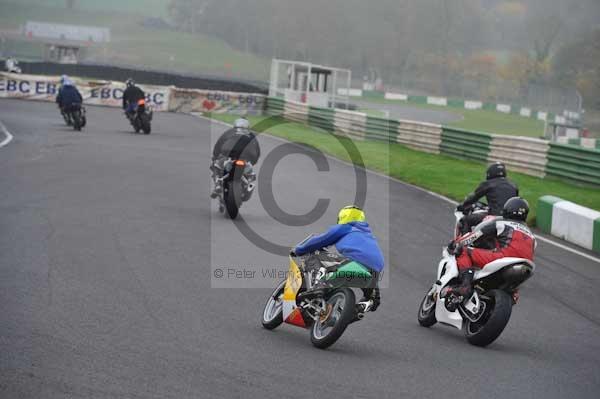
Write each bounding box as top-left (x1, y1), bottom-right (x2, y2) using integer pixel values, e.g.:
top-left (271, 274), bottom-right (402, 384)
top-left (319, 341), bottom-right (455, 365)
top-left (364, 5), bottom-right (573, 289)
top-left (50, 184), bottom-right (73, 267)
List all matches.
top-left (454, 217), bottom-right (536, 271)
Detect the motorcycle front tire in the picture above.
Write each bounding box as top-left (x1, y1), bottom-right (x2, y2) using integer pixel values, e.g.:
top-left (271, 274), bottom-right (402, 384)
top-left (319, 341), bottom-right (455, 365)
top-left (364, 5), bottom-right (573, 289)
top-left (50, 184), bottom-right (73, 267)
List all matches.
top-left (261, 279), bottom-right (286, 330)
top-left (417, 289), bottom-right (437, 327)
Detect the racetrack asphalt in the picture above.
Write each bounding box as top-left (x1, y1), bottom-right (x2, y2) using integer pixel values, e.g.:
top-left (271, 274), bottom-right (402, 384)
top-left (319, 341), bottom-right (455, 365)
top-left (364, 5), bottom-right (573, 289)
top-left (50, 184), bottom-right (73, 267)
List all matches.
top-left (1, 98), bottom-right (599, 399)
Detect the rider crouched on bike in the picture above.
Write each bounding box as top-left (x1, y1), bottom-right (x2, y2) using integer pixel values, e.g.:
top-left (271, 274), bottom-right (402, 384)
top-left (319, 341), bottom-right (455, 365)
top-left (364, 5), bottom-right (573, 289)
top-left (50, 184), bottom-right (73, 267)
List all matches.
top-left (457, 162), bottom-right (518, 235)
top-left (291, 206), bottom-right (385, 312)
top-left (210, 118), bottom-right (260, 198)
top-left (443, 197), bottom-right (536, 301)
top-left (122, 78), bottom-right (145, 119)
top-left (55, 75), bottom-right (83, 120)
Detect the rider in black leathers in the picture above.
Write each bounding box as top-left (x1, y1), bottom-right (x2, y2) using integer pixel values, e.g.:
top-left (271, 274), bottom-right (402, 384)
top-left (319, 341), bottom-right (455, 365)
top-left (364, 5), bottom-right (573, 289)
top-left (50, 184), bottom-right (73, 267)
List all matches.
top-left (122, 78), bottom-right (146, 119)
top-left (210, 118), bottom-right (260, 198)
top-left (457, 162), bottom-right (519, 235)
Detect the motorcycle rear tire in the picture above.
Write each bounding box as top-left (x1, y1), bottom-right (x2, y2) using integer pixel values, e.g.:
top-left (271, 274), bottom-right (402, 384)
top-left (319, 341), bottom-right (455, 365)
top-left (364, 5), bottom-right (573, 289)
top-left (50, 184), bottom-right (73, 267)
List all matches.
top-left (310, 288), bottom-right (355, 349)
top-left (464, 289), bottom-right (512, 347)
top-left (141, 115), bottom-right (151, 134)
top-left (224, 179), bottom-right (241, 219)
top-left (72, 112), bottom-right (81, 131)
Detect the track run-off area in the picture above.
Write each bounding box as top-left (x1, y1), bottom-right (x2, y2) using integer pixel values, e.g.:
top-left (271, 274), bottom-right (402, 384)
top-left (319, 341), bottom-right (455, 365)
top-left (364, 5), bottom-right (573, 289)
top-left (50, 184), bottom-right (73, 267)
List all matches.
top-left (1, 99), bottom-right (599, 399)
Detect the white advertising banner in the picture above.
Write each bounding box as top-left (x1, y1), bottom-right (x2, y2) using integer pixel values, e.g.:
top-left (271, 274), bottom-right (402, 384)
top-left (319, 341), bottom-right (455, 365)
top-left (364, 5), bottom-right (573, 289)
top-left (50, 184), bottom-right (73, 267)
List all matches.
top-left (168, 87), bottom-right (265, 114)
top-left (496, 104), bottom-right (511, 113)
top-left (464, 101), bottom-right (482, 110)
top-left (520, 108), bottom-right (531, 117)
top-left (85, 81), bottom-right (171, 111)
top-left (384, 92), bottom-right (408, 101)
top-left (427, 96), bottom-right (447, 106)
top-left (0, 72), bottom-right (59, 100)
top-left (0, 72), bottom-right (171, 111)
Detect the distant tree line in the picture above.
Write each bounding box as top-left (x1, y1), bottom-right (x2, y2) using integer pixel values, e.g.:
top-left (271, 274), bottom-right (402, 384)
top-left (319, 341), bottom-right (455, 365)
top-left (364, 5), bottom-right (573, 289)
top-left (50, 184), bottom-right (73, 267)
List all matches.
top-left (168, 0), bottom-right (600, 109)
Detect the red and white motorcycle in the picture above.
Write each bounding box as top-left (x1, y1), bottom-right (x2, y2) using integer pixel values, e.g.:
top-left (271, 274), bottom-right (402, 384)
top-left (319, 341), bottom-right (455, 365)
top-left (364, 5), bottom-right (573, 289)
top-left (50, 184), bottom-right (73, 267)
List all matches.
top-left (418, 211), bottom-right (535, 346)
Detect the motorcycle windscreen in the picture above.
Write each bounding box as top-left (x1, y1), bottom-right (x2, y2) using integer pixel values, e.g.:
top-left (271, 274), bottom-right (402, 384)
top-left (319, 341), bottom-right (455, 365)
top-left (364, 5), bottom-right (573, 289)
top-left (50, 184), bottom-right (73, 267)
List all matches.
top-left (282, 257), bottom-right (305, 326)
top-left (325, 261), bottom-right (373, 288)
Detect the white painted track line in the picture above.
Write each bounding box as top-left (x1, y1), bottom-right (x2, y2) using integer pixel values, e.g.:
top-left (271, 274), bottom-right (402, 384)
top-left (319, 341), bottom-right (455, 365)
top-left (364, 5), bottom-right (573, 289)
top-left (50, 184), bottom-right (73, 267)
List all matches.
top-left (0, 120), bottom-right (14, 148)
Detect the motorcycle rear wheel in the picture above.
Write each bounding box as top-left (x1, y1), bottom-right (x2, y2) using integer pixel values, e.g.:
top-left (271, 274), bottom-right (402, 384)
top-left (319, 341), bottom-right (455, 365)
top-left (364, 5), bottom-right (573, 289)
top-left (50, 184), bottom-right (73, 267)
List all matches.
top-left (261, 279), bottom-right (286, 330)
top-left (310, 288), bottom-right (355, 349)
top-left (72, 112), bottom-right (82, 131)
top-left (224, 180), bottom-right (241, 219)
top-left (464, 289), bottom-right (512, 347)
top-left (141, 116), bottom-right (151, 134)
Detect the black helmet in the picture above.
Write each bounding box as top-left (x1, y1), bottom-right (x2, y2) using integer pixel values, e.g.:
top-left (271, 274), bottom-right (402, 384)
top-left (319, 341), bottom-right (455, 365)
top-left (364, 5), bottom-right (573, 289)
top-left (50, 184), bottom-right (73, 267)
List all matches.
top-left (486, 162), bottom-right (506, 180)
top-left (502, 197), bottom-right (529, 221)
top-left (126, 78), bottom-right (135, 87)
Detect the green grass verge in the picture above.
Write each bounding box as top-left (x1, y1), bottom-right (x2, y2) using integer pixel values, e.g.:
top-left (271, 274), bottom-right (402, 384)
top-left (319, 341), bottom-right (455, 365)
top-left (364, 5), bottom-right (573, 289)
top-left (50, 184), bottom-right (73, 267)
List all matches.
top-left (357, 96), bottom-right (545, 138)
top-left (206, 113), bottom-right (600, 225)
top-left (448, 108), bottom-right (545, 138)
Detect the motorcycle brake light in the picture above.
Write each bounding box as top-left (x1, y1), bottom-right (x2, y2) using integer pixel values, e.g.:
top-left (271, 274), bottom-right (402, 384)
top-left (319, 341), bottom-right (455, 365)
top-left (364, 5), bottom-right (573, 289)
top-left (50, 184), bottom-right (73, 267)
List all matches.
top-left (137, 99), bottom-right (146, 106)
top-left (234, 160), bottom-right (246, 166)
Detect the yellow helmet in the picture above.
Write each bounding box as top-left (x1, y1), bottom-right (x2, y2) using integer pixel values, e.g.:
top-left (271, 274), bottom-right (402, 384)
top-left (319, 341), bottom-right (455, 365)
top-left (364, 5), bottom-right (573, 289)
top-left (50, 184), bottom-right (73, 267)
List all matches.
top-left (337, 205), bottom-right (366, 224)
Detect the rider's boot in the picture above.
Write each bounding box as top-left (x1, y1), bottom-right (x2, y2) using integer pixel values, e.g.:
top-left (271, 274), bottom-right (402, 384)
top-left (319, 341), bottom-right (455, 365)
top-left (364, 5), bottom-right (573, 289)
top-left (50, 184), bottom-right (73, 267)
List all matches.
top-left (357, 287), bottom-right (381, 312)
top-left (440, 268), bottom-right (475, 308)
top-left (352, 288), bottom-right (380, 322)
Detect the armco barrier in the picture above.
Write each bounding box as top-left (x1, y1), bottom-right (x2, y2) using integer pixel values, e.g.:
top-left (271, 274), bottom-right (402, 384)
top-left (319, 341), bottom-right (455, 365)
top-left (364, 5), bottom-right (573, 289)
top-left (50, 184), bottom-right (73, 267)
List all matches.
top-left (308, 106), bottom-right (334, 132)
top-left (365, 116), bottom-right (397, 142)
top-left (488, 136), bottom-right (549, 178)
top-left (265, 97), bottom-right (284, 116)
top-left (440, 127), bottom-right (491, 162)
top-left (537, 196), bottom-right (600, 253)
top-left (265, 97), bottom-right (600, 187)
top-left (284, 100), bottom-right (309, 124)
top-left (546, 143), bottom-right (600, 185)
top-left (396, 120), bottom-right (441, 153)
top-left (335, 109), bottom-right (366, 140)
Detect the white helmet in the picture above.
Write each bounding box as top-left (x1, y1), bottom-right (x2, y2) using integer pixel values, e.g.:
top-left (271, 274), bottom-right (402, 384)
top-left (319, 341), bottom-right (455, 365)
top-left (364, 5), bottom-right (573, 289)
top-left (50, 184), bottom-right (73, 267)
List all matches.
top-left (233, 118), bottom-right (250, 131)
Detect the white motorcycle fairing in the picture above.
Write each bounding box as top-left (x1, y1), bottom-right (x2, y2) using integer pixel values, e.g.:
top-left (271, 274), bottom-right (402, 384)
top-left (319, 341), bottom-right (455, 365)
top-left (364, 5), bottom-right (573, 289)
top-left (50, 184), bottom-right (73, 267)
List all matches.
top-left (434, 249), bottom-right (463, 329)
top-left (432, 248), bottom-right (534, 330)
